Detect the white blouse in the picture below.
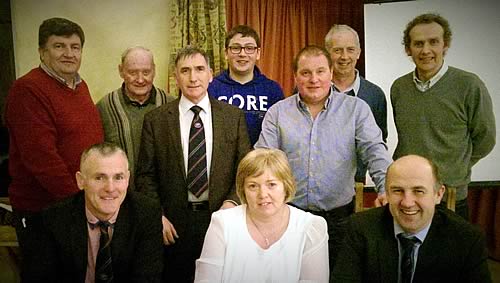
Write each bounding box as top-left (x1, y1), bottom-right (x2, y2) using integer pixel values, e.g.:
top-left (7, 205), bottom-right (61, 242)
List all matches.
top-left (195, 205), bottom-right (329, 283)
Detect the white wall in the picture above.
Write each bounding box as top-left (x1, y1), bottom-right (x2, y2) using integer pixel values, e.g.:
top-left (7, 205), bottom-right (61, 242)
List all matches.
top-left (11, 0), bottom-right (171, 103)
top-left (365, 0), bottom-right (500, 182)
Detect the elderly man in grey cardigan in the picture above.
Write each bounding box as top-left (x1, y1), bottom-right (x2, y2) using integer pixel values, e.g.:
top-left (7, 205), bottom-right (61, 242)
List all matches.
top-left (97, 46), bottom-right (174, 190)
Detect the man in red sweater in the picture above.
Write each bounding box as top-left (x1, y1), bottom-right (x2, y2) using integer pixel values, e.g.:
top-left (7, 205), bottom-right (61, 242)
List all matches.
top-left (5, 17), bottom-right (103, 280)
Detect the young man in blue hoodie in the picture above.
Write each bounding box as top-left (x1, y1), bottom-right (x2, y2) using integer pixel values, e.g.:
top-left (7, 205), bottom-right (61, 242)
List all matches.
top-left (208, 25), bottom-right (284, 145)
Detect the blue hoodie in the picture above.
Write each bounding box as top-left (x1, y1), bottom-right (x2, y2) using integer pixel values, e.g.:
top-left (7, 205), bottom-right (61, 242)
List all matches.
top-left (208, 67), bottom-right (284, 145)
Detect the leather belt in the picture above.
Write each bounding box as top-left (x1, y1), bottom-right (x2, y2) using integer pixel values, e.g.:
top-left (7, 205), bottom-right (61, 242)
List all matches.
top-left (188, 201), bottom-right (209, 211)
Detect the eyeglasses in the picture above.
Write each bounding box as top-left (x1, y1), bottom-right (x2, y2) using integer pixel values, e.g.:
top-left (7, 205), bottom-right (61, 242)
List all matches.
top-left (227, 45), bottom-right (259, 54)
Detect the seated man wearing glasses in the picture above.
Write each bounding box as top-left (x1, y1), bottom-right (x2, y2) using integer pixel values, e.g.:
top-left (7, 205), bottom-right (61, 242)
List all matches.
top-left (208, 25), bottom-right (284, 145)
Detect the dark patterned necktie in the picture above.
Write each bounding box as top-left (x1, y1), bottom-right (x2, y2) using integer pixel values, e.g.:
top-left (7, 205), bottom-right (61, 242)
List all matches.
top-left (398, 234), bottom-right (420, 283)
top-left (346, 89), bottom-right (355, 97)
top-left (95, 221), bottom-right (113, 283)
top-left (187, 106), bottom-right (208, 197)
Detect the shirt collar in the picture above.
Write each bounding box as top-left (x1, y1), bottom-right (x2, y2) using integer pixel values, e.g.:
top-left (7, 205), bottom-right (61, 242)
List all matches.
top-left (296, 87), bottom-right (333, 112)
top-left (179, 93), bottom-right (211, 116)
top-left (85, 205), bottom-right (119, 227)
top-left (412, 61), bottom-right (448, 92)
top-left (40, 62), bottom-right (82, 89)
top-left (332, 69), bottom-right (361, 96)
top-left (121, 83), bottom-right (157, 107)
top-left (393, 218), bottom-right (431, 243)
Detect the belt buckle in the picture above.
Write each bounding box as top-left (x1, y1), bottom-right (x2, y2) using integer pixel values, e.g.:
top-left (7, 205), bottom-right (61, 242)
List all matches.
top-left (190, 202), bottom-right (207, 211)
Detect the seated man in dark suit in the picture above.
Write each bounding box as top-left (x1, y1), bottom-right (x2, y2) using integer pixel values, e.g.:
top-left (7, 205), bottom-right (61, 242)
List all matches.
top-left (37, 142), bottom-right (164, 282)
top-left (332, 154), bottom-right (491, 283)
top-left (136, 45), bottom-right (251, 282)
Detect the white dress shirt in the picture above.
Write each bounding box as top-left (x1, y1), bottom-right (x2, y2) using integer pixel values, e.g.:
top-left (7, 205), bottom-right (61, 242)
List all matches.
top-left (179, 94), bottom-right (213, 202)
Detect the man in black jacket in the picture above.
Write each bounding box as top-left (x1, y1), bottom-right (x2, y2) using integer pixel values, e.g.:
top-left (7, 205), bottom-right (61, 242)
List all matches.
top-left (332, 155), bottom-right (491, 282)
top-left (36, 142), bottom-right (163, 282)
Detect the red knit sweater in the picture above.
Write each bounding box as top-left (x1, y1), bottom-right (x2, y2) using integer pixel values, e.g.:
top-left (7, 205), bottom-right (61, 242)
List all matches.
top-left (5, 67), bottom-right (104, 212)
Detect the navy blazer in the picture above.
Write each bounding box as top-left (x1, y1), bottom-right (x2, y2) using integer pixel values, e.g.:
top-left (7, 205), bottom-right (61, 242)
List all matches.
top-left (36, 191), bottom-right (164, 282)
top-left (332, 206), bottom-right (491, 283)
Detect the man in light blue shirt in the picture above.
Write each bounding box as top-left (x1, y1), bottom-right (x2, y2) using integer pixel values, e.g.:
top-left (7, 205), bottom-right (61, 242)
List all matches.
top-left (255, 45), bottom-right (391, 269)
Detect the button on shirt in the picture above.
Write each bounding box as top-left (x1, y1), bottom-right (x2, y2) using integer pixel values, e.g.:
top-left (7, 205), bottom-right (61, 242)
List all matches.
top-left (179, 94), bottom-right (213, 202)
top-left (255, 87), bottom-right (391, 211)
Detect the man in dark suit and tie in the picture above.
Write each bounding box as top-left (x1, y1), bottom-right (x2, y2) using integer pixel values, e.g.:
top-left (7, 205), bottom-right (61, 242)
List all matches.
top-left (332, 154), bottom-right (491, 282)
top-left (136, 45), bottom-right (251, 282)
top-left (37, 142), bottom-right (164, 282)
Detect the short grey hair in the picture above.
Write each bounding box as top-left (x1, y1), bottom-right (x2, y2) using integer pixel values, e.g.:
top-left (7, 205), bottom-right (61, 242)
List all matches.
top-left (120, 46), bottom-right (155, 66)
top-left (324, 24), bottom-right (360, 50)
top-left (80, 142), bottom-right (129, 171)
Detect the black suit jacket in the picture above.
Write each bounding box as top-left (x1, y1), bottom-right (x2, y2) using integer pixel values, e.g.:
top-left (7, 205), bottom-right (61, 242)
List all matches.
top-left (332, 206), bottom-right (491, 283)
top-left (135, 97), bottom-right (251, 236)
top-left (36, 191), bottom-right (163, 283)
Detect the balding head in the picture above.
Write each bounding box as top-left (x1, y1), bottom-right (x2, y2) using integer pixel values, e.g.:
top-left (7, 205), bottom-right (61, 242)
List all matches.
top-left (386, 155), bottom-right (445, 234)
top-left (386, 155), bottom-right (442, 192)
top-left (118, 46), bottom-right (156, 103)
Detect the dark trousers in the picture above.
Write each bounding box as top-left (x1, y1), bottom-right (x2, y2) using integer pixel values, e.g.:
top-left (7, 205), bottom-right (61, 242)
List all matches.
top-left (12, 209), bottom-right (46, 283)
top-left (163, 209), bottom-right (211, 283)
top-left (299, 200), bottom-right (354, 274)
top-left (439, 198), bottom-right (469, 221)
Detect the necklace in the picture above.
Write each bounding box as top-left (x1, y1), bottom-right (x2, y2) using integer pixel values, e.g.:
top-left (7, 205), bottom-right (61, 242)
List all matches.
top-left (248, 214), bottom-right (270, 247)
top-left (247, 206), bottom-right (289, 249)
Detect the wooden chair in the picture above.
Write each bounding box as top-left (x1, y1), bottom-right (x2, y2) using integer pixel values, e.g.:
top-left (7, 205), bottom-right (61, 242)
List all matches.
top-left (354, 182), bottom-right (366, 212)
top-left (0, 197), bottom-right (21, 279)
top-left (0, 197), bottom-right (20, 281)
top-left (0, 226), bottom-right (17, 247)
top-left (354, 184), bottom-right (456, 212)
top-left (445, 186), bottom-right (457, 212)
top-left (0, 197), bottom-right (18, 247)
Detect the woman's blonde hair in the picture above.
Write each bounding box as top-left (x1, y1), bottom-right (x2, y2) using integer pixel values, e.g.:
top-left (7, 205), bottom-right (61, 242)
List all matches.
top-left (236, 148), bottom-right (296, 204)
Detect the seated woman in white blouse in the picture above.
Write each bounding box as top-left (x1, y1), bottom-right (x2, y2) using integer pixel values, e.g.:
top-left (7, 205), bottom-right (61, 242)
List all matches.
top-left (195, 148), bottom-right (329, 283)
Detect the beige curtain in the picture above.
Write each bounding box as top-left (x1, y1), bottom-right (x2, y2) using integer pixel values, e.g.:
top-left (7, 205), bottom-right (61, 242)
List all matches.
top-left (168, 0), bottom-right (227, 96)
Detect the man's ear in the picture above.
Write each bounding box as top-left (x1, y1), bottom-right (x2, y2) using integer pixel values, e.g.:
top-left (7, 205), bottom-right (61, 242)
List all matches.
top-left (118, 64), bottom-right (125, 79)
top-left (435, 184), bottom-right (446, 204)
top-left (38, 47), bottom-right (45, 63)
top-left (443, 44), bottom-right (449, 56)
top-left (405, 47), bottom-right (411, 57)
top-left (76, 171), bottom-right (85, 191)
